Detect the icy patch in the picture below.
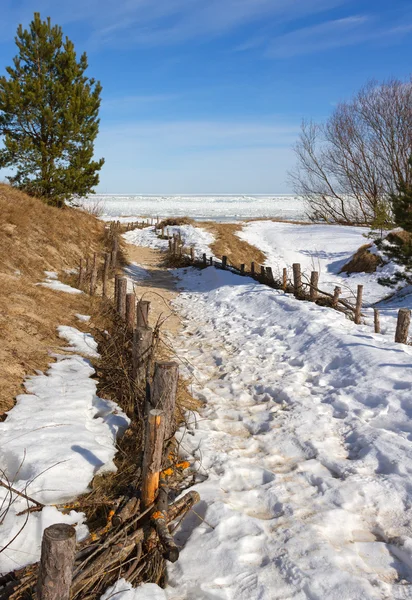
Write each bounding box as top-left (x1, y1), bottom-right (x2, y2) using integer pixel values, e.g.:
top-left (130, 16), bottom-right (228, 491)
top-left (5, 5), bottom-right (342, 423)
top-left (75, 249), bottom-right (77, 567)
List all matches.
top-left (75, 313), bottom-right (91, 323)
top-left (166, 266), bottom-right (412, 599)
top-left (39, 272), bottom-right (82, 295)
top-left (44, 270), bottom-right (58, 279)
top-left (58, 325), bottom-right (99, 358)
top-left (0, 327), bottom-right (129, 574)
top-left (101, 580), bottom-right (167, 600)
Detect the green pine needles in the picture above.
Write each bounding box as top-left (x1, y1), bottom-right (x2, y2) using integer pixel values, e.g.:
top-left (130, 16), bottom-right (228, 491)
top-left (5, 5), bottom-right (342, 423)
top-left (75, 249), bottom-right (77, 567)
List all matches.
top-left (0, 13), bottom-right (104, 206)
top-left (392, 157), bottom-right (412, 234)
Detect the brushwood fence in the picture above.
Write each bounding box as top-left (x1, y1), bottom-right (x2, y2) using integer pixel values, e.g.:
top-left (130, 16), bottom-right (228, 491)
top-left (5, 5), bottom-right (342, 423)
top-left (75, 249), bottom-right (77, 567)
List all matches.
top-left (2, 219), bottom-right (199, 600)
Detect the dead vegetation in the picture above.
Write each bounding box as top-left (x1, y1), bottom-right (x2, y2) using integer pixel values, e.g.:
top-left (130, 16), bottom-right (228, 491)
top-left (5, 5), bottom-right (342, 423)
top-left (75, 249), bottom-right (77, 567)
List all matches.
top-left (340, 243), bottom-right (383, 274)
top-left (201, 222), bottom-right (266, 268)
top-left (157, 217), bottom-right (195, 229)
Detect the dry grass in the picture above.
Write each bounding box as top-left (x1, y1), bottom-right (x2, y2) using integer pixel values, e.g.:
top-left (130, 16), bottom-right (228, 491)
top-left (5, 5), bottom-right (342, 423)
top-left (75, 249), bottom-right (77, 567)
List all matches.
top-left (201, 222), bottom-right (267, 268)
top-left (340, 243), bottom-right (383, 274)
top-left (0, 184), bottom-right (107, 414)
top-left (157, 217), bottom-right (196, 229)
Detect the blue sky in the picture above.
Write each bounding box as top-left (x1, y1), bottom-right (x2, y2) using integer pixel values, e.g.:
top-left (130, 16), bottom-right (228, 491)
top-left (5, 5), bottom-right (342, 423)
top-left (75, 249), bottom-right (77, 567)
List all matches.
top-left (0, 0), bottom-right (411, 194)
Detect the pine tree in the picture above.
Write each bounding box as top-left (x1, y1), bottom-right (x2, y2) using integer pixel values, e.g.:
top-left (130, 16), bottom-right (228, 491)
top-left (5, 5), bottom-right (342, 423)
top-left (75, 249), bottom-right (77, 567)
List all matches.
top-left (391, 157), bottom-right (412, 233)
top-left (0, 13), bottom-right (104, 207)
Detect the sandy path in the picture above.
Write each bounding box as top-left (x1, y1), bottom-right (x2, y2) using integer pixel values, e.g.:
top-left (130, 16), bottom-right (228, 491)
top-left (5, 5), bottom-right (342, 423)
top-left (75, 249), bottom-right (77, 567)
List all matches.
top-left (125, 244), bottom-right (181, 336)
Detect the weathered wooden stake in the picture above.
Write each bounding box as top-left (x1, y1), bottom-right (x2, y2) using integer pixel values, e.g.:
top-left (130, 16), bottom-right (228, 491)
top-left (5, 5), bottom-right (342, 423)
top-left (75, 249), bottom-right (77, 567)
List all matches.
top-left (190, 247), bottom-right (195, 262)
top-left (151, 361), bottom-right (179, 440)
top-left (117, 278), bottom-right (127, 318)
top-left (260, 265), bottom-right (266, 279)
top-left (132, 326), bottom-right (153, 381)
top-left (78, 259), bottom-right (85, 289)
top-left (37, 524), bottom-right (76, 600)
top-left (102, 253), bottom-right (110, 298)
top-left (332, 286), bottom-right (341, 309)
top-left (395, 308), bottom-right (411, 344)
top-left (309, 271), bottom-right (319, 301)
top-left (354, 285), bottom-right (363, 324)
top-left (141, 409), bottom-right (165, 509)
top-left (373, 308), bottom-right (381, 334)
top-left (251, 262), bottom-right (255, 276)
top-left (203, 253), bottom-right (207, 265)
top-left (266, 266), bottom-right (274, 283)
top-left (240, 264), bottom-right (245, 275)
top-left (136, 300), bottom-right (150, 328)
top-left (292, 263), bottom-right (302, 297)
top-left (209, 256), bottom-right (213, 266)
top-left (282, 268), bottom-right (287, 292)
top-left (112, 237), bottom-right (118, 270)
top-left (222, 256), bottom-right (227, 270)
top-left (89, 252), bottom-right (98, 296)
top-left (114, 273), bottom-right (120, 303)
top-left (125, 293), bottom-right (136, 331)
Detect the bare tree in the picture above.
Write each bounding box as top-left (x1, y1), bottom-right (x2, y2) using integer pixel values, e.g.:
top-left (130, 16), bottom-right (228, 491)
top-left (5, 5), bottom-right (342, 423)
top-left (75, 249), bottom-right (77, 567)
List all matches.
top-left (290, 78), bottom-right (412, 224)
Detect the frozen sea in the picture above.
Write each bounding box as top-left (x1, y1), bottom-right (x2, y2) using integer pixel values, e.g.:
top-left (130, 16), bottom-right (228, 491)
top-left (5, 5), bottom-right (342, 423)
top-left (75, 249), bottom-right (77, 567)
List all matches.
top-left (78, 194), bottom-right (307, 222)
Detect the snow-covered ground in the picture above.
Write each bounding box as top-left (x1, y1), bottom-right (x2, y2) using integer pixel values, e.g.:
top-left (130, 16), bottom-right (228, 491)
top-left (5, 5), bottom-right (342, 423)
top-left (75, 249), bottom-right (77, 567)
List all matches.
top-left (0, 326), bottom-right (129, 574)
top-left (159, 266), bottom-right (412, 600)
top-left (237, 221), bottom-right (398, 305)
top-left (79, 195), bottom-right (307, 221)
top-left (124, 224), bottom-right (215, 258)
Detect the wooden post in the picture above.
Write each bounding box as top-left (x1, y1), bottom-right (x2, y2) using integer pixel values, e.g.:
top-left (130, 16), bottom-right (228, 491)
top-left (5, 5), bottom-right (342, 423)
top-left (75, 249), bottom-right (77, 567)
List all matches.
top-left (240, 264), bottom-right (245, 275)
top-left (292, 263), bottom-right (302, 297)
top-left (78, 259), bottom-right (84, 290)
top-left (395, 308), bottom-right (411, 344)
top-left (152, 483), bottom-right (179, 563)
top-left (89, 252), bottom-right (97, 296)
top-left (85, 256), bottom-right (90, 283)
top-left (112, 237), bottom-right (118, 271)
top-left (141, 409), bottom-right (165, 509)
top-left (282, 268), bottom-right (287, 292)
top-left (117, 277), bottom-right (127, 318)
top-left (37, 524), bottom-right (76, 600)
top-left (222, 256), bottom-right (227, 270)
top-left (209, 256), bottom-right (213, 266)
top-left (354, 285), bottom-right (363, 325)
top-left (102, 253), bottom-right (110, 299)
top-left (373, 308), bottom-right (381, 334)
top-left (136, 300), bottom-right (150, 328)
top-left (203, 253), bottom-right (207, 265)
top-left (309, 271), bottom-right (319, 301)
top-left (251, 262), bottom-right (255, 276)
top-left (132, 326), bottom-right (153, 382)
top-left (126, 293), bottom-right (136, 331)
top-left (151, 362), bottom-right (179, 440)
top-left (266, 266), bottom-right (274, 283)
top-left (190, 247), bottom-right (195, 262)
top-left (168, 239), bottom-right (172, 252)
top-left (332, 286), bottom-right (341, 309)
top-left (114, 273), bottom-right (120, 303)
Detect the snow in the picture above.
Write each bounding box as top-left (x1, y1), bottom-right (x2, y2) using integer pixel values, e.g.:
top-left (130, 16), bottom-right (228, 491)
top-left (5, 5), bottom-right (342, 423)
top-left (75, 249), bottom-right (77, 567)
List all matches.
top-left (123, 224), bottom-right (215, 257)
top-left (79, 195), bottom-right (307, 221)
top-left (237, 221), bottom-right (398, 304)
top-left (39, 272), bottom-right (83, 295)
top-left (57, 325), bottom-right (99, 358)
top-left (76, 313), bottom-right (91, 322)
top-left (161, 266), bottom-right (412, 600)
top-left (101, 580), bottom-right (167, 600)
top-left (0, 328), bottom-right (129, 574)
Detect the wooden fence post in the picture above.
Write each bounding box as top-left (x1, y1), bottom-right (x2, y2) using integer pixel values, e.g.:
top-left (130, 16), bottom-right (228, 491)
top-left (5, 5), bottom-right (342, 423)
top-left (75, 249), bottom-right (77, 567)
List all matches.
top-left (292, 263), bottom-right (302, 297)
top-left (354, 285), bottom-right (363, 324)
top-left (117, 278), bottom-right (127, 318)
top-left (78, 259), bottom-right (84, 290)
top-left (125, 293), bottom-right (136, 331)
top-left (240, 264), bottom-right (245, 275)
top-left (282, 268), bottom-right (288, 292)
top-left (309, 271), bottom-right (318, 301)
top-left (114, 273), bottom-right (120, 304)
top-left (251, 262), bottom-right (255, 276)
top-left (266, 267), bottom-right (274, 283)
top-left (203, 253), bottom-right (207, 265)
top-left (89, 252), bottom-right (98, 296)
top-left (222, 256), bottom-right (227, 270)
top-left (190, 247), bottom-right (195, 262)
top-left (112, 237), bottom-right (118, 271)
top-left (37, 524), bottom-right (76, 600)
top-left (260, 265), bottom-right (265, 279)
top-left (209, 256), bottom-right (213, 266)
top-left (136, 300), bottom-right (150, 328)
top-left (141, 409), bottom-right (165, 509)
top-left (332, 286), bottom-right (341, 309)
top-left (374, 308), bottom-right (381, 334)
top-left (151, 362), bottom-right (179, 440)
top-left (102, 253), bottom-right (110, 299)
top-left (132, 326), bottom-right (153, 382)
top-left (395, 308), bottom-right (411, 343)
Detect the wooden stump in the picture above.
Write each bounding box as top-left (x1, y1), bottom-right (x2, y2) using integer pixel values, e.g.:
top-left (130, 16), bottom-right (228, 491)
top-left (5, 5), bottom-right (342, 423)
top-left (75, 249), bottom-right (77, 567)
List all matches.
top-left (374, 308), bottom-right (381, 334)
top-left (37, 524), bottom-right (76, 600)
top-left (116, 278), bottom-right (127, 318)
top-left (141, 409), bottom-right (165, 508)
top-left (292, 263), bottom-right (302, 297)
top-left (126, 293), bottom-right (136, 331)
top-left (151, 362), bottom-right (179, 440)
top-left (309, 271), bottom-right (319, 301)
top-left (354, 285), bottom-right (363, 324)
top-left (132, 326), bottom-right (153, 382)
top-left (395, 308), bottom-right (411, 344)
top-left (136, 300), bottom-right (150, 328)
